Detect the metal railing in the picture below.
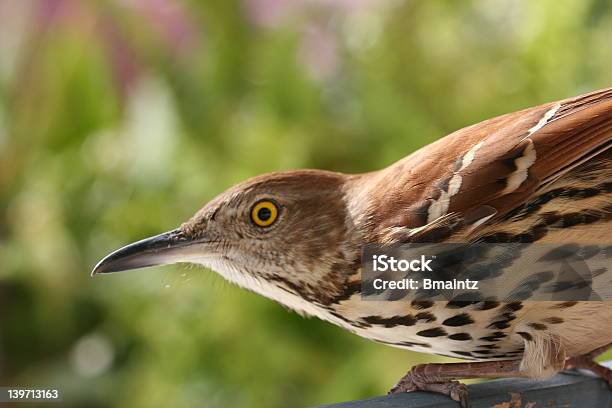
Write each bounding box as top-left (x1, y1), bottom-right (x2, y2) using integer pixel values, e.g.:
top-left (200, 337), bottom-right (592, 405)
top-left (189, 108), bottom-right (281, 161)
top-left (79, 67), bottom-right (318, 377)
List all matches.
top-left (318, 362), bottom-right (611, 408)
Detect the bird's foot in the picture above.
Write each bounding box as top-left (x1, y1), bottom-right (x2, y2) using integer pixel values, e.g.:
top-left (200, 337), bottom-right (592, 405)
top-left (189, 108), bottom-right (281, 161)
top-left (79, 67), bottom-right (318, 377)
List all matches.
top-left (388, 360), bottom-right (524, 408)
top-left (565, 355), bottom-right (612, 387)
top-left (389, 364), bottom-right (470, 408)
top-left (564, 343), bottom-right (612, 387)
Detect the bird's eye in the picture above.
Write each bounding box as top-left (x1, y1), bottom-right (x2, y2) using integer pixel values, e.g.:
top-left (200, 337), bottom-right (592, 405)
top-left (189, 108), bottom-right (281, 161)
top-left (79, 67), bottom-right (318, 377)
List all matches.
top-left (250, 200), bottom-right (279, 227)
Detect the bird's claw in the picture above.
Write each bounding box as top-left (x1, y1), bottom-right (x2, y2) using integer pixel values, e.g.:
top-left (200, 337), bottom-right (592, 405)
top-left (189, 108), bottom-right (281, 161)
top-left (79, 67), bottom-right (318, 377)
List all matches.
top-left (450, 382), bottom-right (471, 408)
top-left (389, 375), bottom-right (470, 408)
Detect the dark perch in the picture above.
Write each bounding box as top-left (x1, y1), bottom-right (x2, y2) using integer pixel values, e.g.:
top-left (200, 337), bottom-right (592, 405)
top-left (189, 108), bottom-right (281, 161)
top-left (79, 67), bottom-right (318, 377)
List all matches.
top-left (318, 361), bottom-right (612, 408)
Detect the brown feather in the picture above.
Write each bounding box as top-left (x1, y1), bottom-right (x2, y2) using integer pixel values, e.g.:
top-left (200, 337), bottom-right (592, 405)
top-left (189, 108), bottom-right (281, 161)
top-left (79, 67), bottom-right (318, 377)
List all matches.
top-left (368, 87), bottom-right (612, 242)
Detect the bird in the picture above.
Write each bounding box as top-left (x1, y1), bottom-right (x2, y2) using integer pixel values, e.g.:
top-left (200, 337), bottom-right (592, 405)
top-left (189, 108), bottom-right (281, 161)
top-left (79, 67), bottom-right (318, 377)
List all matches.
top-left (93, 87), bottom-right (612, 407)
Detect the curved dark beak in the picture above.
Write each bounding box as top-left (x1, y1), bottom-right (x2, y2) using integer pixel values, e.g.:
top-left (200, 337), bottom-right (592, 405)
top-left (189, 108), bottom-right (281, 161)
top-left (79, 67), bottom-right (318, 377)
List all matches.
top-left (91, 229), bottom-right (204, 276)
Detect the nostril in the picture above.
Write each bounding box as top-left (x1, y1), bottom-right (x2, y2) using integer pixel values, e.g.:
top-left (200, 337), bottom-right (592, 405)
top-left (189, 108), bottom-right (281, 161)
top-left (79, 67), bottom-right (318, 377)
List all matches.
top-left (179, 222), bottom-right (195, 238)
top-left (170, 228), bottom-right (189, 243)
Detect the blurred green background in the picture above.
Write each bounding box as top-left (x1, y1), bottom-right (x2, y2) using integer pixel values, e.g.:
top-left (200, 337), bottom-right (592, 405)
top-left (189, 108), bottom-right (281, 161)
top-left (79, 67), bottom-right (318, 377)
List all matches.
top-left (0, 0), bottom-right (611, 407)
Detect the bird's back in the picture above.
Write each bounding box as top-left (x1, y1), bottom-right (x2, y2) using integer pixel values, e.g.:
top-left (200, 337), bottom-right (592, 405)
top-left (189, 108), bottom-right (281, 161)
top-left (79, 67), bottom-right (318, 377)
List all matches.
top-left (332, 88), bottom-right (612, 378)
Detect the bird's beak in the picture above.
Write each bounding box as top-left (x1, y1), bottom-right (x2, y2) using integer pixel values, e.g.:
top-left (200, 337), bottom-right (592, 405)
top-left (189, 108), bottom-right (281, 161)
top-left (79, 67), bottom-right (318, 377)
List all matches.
top-left (91, 229), bottom-right (207, 276)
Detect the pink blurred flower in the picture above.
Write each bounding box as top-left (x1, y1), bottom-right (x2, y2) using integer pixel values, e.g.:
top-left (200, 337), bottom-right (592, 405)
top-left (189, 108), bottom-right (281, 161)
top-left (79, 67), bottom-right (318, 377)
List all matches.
top-left (14, 0), bottom-right (201, 100)
top-left (298, 24), bottom-right (340, 82)
top-left (123, 0), bottom-right (198, 53)
top-left (243, 0), bottom-right (301, 28)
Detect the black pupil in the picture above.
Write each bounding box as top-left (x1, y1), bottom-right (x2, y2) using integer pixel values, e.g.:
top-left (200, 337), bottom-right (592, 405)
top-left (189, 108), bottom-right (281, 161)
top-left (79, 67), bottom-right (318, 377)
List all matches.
top-left (257, 207), bottom-right (272, 221)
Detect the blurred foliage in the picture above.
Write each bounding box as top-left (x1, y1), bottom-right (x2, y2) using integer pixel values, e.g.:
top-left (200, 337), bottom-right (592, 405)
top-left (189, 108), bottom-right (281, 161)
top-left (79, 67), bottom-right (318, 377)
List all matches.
top-left (0, 0), bottom-right (611, 407)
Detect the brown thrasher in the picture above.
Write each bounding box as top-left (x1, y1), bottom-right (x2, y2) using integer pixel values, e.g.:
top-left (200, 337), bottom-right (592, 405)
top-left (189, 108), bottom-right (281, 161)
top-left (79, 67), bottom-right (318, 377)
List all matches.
top-left (93, 88), bottom-right (612, 407)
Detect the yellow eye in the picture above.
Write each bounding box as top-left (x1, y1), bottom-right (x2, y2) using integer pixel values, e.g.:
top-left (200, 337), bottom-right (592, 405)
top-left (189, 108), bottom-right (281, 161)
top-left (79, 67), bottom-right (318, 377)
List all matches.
top-left (250, 200), bottom-right (279, 227)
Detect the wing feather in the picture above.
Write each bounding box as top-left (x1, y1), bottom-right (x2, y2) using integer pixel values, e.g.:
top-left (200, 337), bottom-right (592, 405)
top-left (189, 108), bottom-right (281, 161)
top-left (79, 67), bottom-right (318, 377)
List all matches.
top-left (371, 88), bottom-right (612, 243)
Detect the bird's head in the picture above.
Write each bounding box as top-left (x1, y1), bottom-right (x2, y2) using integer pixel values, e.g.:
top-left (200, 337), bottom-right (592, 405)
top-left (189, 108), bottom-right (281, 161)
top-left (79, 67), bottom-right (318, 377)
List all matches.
top-left (93, 170), bottom-right (363, 310)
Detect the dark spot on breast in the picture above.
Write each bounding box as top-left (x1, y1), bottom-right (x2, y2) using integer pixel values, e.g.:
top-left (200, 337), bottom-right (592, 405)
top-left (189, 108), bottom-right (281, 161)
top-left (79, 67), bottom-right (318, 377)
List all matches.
top-left (376, 339), bottom-right (431, 348)
top-left (479, 344), bottom-right (499, 349)
top-left (452, 351), bottom-right (473, 357)
top-left (578, 245), bottom-right (601, 260)
top-left (442, 313), bottom-right (474, 327)
top-left (472, 349), bottom-right (492, 355)
top-left (478, 300), bottom-right (500, 310)
top-left (542, 317), bottom-right (564, 324)
top-left (448, 333), bottom-right (472, 341)
top-left (517, 332), bottom-right (533, 341)
top-left (331, 279), bottom-right (362, 304)
top-left (362, 315), bottom-right (417, 328)
top-left (503, 301), bottom-right (523, 312)
top-left (487, 321), bottom-right (511, 330)
top-left (568, 187), bottom-right (600, 199)
top-left (416, 312), bottom-right (436, 323)
top-left (503, 313), bottom-right (517, 322)
top-left (538, 210), bottom-right (560, 225)
top-left (446, 300), bottom-right (478, 309)
top-left (399, 341), bottom-right (432, 348)
top-left (411, 300), bottom-right (434, 310)
top-left (532, 271), bottom-right (555, 283)
top-left (528, 224), bottom-right (548, 241)
top-left (528, 322), bottom-right (547, 330)
top-left (481, 232), bottom-right (514, 243)
top-left (328, 312), bottom-right (372, 329)
top-left (387, 287), bottom-right (409, 301)
top-left (539, 244), bottom-right (581, 261)
top-left (558, 211), bottom-right (599, 227)
top-left (417, 327), bottom-right (448, 337)
top-left (479, 332), bottom-right (507, 342)
top-left (509, 290), bottom-right (533, 301)
top-left (550, 301), bottom-right (578, 309)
